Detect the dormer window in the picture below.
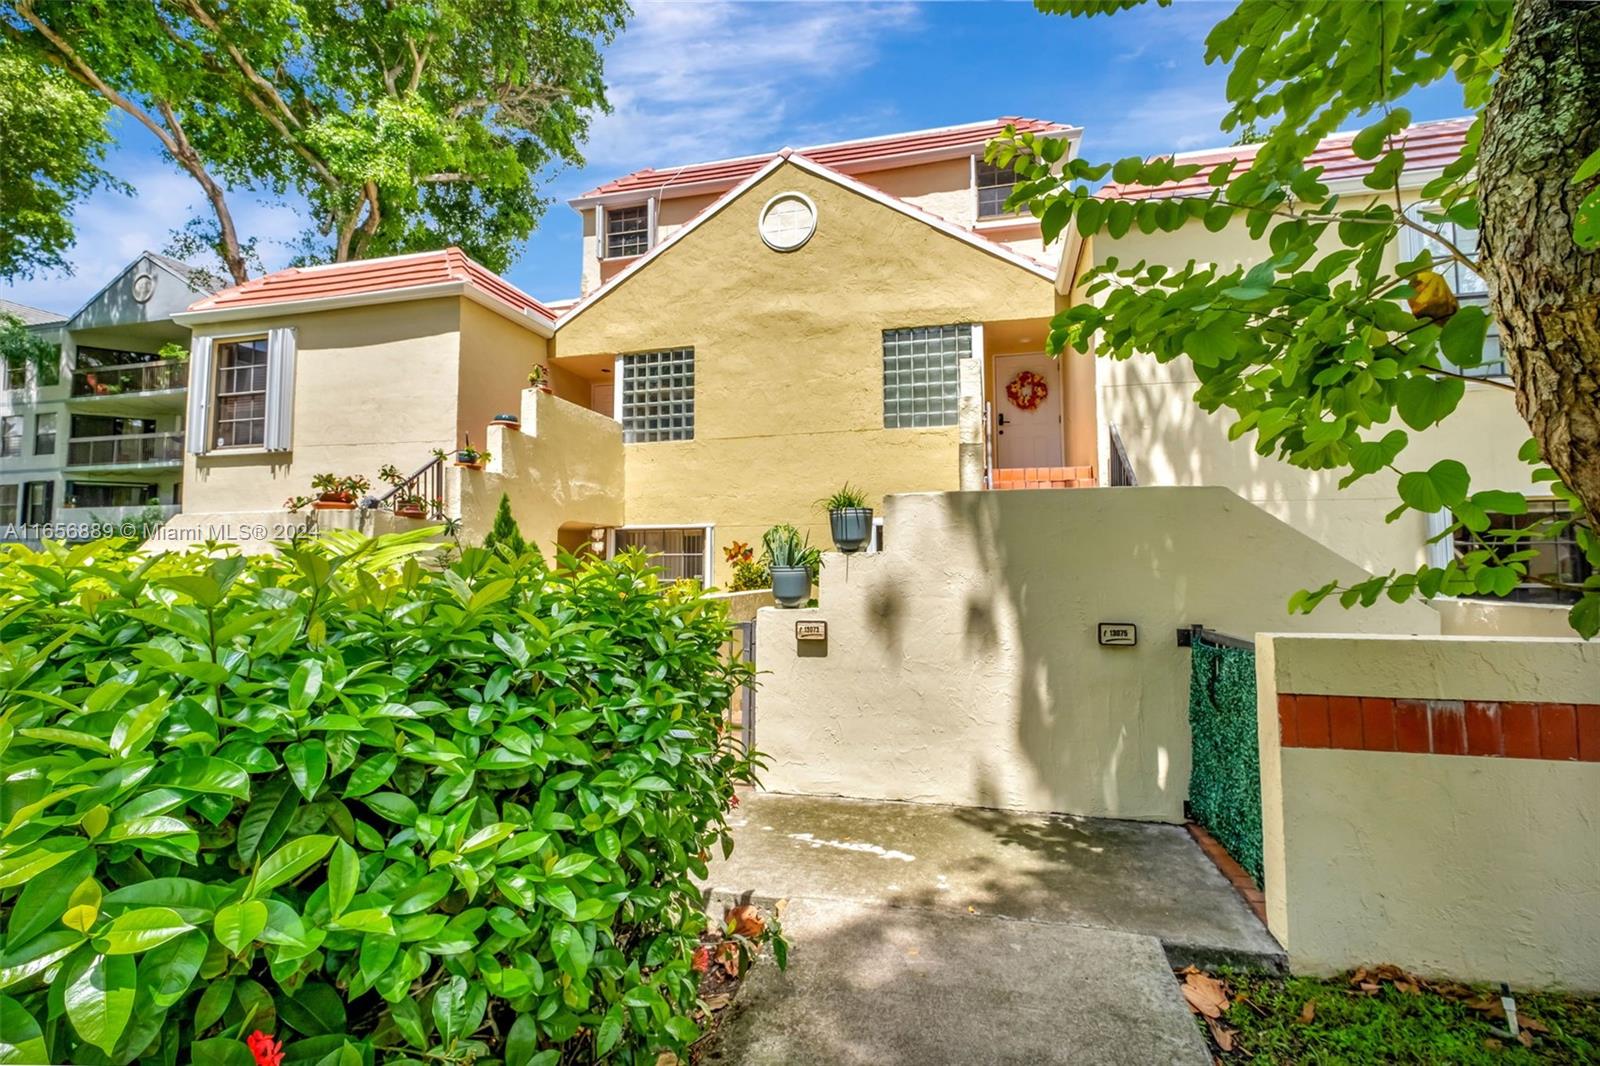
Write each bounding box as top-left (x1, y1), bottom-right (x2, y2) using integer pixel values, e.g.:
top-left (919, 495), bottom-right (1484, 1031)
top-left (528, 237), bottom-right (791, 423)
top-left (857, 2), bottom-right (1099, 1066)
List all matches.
top-left (976, 160), bottom-right (1018, 219)
top-left (605, 205), bottom-right (650, 258)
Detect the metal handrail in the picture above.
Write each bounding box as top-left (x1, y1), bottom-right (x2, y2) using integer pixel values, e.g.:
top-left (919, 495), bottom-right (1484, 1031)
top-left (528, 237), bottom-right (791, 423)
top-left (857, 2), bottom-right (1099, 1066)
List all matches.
top-left (72, 359), bottom-right (189, 397)
top-left (366, 454), bottom-right (446, 516)
top-left (66, 431), bottom-right (184, 467)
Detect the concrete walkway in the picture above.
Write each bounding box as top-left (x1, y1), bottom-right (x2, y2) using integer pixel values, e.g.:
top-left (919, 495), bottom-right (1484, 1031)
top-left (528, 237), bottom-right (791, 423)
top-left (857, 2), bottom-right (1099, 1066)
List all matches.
top-left (698, 792), bottom-right (1283, 1065)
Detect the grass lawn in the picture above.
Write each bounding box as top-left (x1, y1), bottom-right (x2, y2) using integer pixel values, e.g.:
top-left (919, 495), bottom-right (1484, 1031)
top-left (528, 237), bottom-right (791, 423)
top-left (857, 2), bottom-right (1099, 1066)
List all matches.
top-left (1183, 966), bottom-right (1600, 1063)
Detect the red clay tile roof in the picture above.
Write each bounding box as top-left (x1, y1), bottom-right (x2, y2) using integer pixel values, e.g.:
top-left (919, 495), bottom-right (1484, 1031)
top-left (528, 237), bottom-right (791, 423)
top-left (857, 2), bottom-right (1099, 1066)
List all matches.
top-left (187, 248), bottom-right (556, 320)
top-left (1101, 117), bottom-right (1472, 200)
top-left (575, 117), bottom-right (1076, 201)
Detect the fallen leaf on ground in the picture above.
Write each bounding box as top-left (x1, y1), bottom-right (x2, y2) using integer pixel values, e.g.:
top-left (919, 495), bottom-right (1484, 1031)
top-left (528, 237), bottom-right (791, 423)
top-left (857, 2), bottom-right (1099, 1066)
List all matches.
top-left (1182, 972), bottom-right (1230, 1018)
top-left (715, 940), bottom-right (742, 976)
top-left (702, 994), bottom-right (731, 1011)
top-left (655, 1055), bottom-right (679, 1066)
top-left (1518, 1030), bottom-right (1535, 1049)
top-left (1485, 1038), bottom-right (1504, 1050)
top-left (1394, 980), bottom-right (1421, 996)
top-left (1205, 1017), bottom-right (1236, 1052)
top-left (726, 905), bottom-right (765, 938)
top-left (1521, 1016), bottom-right (1549, 1034)
top-left (1298, 1000), bottom-right (1316, 1024)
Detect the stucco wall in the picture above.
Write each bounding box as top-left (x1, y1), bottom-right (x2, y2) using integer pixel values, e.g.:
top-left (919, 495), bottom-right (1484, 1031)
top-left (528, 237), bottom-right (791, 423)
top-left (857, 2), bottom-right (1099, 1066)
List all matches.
top-left (1429, 597), bottom-right (1576, 638)
top-left (1091, 193), bottom-right (1534, 576)
top-left (1257, 633), bottom-right (1600, 990)
top-left (183, 298), bottom-right (463, 513)
top-left (456, 300), bottom-right (548, 453)
top-left (456, 388), bottom-right (625, 554)
top-left (754, 487), bottom-right (1438, 821)
top-left (555, 159), bottom-right (1060, 584)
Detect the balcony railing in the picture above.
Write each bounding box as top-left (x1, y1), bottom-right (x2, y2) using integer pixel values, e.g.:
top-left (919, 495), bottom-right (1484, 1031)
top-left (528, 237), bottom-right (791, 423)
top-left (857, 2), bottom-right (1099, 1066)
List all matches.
top-left (66, 432), bottom-right (184, 468)
top-left (72, 359), bottom-right (189, 398)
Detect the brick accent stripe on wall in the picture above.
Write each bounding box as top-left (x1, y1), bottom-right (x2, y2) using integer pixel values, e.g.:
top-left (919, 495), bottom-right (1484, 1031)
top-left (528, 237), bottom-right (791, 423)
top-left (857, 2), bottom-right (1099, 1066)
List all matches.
top-left (1278, 695), bottom-right (1600, 762)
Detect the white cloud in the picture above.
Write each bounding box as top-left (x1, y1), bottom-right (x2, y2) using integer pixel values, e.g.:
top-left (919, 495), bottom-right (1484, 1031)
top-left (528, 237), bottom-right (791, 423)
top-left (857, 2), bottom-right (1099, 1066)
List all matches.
top-left (580, 0), bottom-right (921, 173)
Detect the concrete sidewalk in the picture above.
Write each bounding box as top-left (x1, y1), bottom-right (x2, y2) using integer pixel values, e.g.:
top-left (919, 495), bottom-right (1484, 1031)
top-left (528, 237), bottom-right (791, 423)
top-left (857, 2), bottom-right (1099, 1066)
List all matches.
top-left (698, 792), bottom-right (1282, 1065)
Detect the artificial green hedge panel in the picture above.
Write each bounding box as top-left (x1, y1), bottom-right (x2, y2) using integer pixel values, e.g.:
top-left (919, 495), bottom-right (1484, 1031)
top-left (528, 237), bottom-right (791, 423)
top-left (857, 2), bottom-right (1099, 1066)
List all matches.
top-left (1186, 636), bottom-right (1264, 886)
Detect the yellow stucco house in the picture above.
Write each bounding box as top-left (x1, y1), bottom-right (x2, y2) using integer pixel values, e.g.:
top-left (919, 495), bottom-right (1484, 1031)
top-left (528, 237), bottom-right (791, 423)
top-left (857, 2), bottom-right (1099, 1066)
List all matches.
top-left (161, 115), bottom-right (1575, 600)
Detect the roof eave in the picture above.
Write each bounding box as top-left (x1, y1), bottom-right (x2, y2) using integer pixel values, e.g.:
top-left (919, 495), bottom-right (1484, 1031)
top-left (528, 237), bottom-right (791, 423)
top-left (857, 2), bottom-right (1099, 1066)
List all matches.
top-left (175, 280), bottom-right (555, 338)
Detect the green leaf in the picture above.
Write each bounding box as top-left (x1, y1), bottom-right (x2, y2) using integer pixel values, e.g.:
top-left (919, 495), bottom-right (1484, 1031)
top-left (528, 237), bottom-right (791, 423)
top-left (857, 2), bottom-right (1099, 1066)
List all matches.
top-left (141, 929), bottom-right (208, 1007)
top-left (1183, 324), bottom-right (1238, 367)
top-left (505, 1013), bottom-right (540, 1065)
top-left (289, 661), bottom-right (323, 710)
top-left (214, 900), bottom-right (269, 954)
top-left (391, 997), bottom-right (427, 1049)
top-left (191, 1037), bottom-right (256, 1066)
top-left (342, 752), bottom-right (398, 797)
top-left (236, 776), bottom-right (300, 865)
top-left (327, 840), bottom-right (358, 917)
top-left (1427, 459), bottom-right (1471, 507)
top-left (0, 930), bottom-right (82, 991)
top-left (63, 951), bottom-right (136, 1054)
top-left (1438, 305), bottom-right (1489, 368)
top-left (284, 739), bottom-right (328, 800)
top-left (1397, 471), bottom-right (1444, 513)
top-left (1471, 490), bottom-right (1529, 515)
top-left (193, 976), bottom-right (235, 1031)
top-left (249, 834), bottom-right (335, 898)
top-left (101, 906), bottom-right (193, 955)
top-left (157, 757), bottom-right (250, 798)
top-left (1396, 374), bottom-right (1465, 430)
top-left (361, 792), bottom-right (418, 826)
top-left (0, 995), bottom-right (49, 1065)
top-left (279, 981), bottom-right (346, 1036)
top-left (0, 837), bottom-right (85, 889)
top-left (6, 848), bottom-right (94, 947)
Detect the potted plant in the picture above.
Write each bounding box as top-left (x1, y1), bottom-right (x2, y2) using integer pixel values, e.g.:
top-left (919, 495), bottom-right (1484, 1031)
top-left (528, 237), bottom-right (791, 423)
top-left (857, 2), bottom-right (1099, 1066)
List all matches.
top-left (763, 523), bottom-right (821, 608)
top-left (527, 363), bottom-right (553, 394)
top-left (455, 434), bottom-right (489, 469)
top-left (819, 482), bottom-right (873, 553)
top-left (283, 495), bottom-right (313, 514)
top-left (492, 412), bottom-right (521, 431)
top-left (310, 473), bottom-right (369, 510)
top-left (394, 491), bottom-right (429, 519)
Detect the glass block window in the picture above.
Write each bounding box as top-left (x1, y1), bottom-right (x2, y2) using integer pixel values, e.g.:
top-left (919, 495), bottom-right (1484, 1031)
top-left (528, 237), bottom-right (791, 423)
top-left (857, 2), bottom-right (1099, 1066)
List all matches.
top-left (212, 336), bottom-right (269, 448)
top-left (1401, 203), bottom-right (1503, 378)
top-left (606, 205), bottom-right (650, 258)
top-left (620, 347), bottom-right (694, 443)
top-left (977, 160), bottom-right (1017, 218)
top-left (882, 324), bottom-right (969, 428)
top-left (613, 526), bottom-right (708, 583)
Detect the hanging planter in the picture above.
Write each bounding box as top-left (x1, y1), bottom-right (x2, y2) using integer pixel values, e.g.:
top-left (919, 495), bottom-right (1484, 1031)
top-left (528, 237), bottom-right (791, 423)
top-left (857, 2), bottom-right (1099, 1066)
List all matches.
top-left (819, 483), bottom-right (872, 553)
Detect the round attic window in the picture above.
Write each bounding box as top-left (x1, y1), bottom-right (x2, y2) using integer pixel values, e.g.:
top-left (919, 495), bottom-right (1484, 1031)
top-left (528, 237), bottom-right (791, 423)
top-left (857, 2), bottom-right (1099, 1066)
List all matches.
top-left (758, 192), bottom-right (817, 251)
top-left (131, 272), bottom-right (156, 303)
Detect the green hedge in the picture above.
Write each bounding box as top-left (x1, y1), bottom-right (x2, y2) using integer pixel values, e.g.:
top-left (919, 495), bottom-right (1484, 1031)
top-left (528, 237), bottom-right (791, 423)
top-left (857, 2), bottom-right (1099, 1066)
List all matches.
top-left (1186, 636), bottom-right (1264, 886)
top-left (0, 530), bottom-right (760, 1065)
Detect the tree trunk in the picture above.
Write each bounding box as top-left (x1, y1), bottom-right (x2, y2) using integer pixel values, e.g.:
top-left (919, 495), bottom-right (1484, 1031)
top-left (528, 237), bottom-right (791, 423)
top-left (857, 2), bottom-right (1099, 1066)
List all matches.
top-left (1479, 0), bottom-right (1600, 521)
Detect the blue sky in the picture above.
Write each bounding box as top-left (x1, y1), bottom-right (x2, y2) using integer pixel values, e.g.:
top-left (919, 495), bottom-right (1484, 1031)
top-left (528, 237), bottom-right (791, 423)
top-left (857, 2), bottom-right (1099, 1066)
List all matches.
top-left (2, 0), bottom-right (1470, 314)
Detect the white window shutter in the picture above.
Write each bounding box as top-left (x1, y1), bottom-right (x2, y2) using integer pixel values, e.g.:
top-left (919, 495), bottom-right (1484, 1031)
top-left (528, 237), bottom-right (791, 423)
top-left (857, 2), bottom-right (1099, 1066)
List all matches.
top-left (185, 334), bottom-right (213, 455)
top-left (264, 327), bottom-right (297, 451)
top-left (1425, 509), bottom-right (1455, 570)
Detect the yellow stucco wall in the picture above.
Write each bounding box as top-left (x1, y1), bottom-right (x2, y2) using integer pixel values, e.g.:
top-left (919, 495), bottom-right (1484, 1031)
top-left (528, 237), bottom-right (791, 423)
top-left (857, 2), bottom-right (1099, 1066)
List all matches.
top-left (754, 487), bottom-right (1438, 821)
top-left (1256, 633), bottom-right (1600, 990)
top-left (457, 388), bottom-right (625, 554)
top-left (1091, 192), bottom-right (1534, 575)
top-left (184, 298), bottom-right (464, 513)
top-left (556, 160), bottom-right (1060, 584)
top-left (456, 299), bottom-right (549, 454)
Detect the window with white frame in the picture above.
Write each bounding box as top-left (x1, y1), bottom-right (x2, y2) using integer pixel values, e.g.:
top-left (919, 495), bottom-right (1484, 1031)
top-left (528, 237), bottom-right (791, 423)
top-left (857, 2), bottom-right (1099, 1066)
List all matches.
top-left (4, 360), bottom-right (24, 391)
top-left (882, 324), bottom-right (969, 428)
top-left (1, 415), bottom-right (20, 457)
top-left (1401, 203), bottom-right (1503, 377)
top-left (0, 483), bottom-right (17, 523)
top-left (620, 347), bottom-right (694, 442)
top-left (976, 160), bottom-right (1018, 219)
top-left (212, 336), bottom-right (269, 448)
top-left (33, 412), bottom-right (55, 456)
top-left (1450, 499), bottom-right (1593, 605)
top-left (612, 526), bottom-right (710, 583)
top-left (605, 205), bottom-right (650, 259)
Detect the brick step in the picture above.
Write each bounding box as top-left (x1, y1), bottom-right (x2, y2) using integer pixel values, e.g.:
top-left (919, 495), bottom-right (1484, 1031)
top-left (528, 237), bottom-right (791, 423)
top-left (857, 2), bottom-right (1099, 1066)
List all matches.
top-left (992, 466), bottom-right (1097, 490)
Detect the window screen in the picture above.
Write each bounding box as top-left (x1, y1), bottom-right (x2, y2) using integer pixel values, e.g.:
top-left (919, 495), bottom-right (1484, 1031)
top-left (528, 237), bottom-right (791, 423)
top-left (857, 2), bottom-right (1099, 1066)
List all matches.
top-left (1, 416), bottom-right (20, 457)
top-left (606, 205), bottom-right (650, 258)
top-left (882, 324), bottom-right (969, 428)
top-left (976, 160), bottom-right (1017, 218)
top-left (620, 347), bottom-right (694, 442)
top-left (613, 527), bottom-right (708, 583)
top-left (33, 412), bottom-right (56, 456)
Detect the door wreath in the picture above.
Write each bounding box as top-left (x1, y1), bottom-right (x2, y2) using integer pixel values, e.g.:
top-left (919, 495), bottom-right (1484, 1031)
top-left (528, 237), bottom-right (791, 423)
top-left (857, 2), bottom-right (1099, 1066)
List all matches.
top-left (1005, 370), bottom-right (1049, 411)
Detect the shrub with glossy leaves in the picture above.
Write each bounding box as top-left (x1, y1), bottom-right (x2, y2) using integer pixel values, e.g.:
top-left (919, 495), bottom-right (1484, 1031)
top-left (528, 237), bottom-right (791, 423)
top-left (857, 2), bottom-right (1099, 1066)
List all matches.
top-left (0, 530), bottom-right (760, 1065)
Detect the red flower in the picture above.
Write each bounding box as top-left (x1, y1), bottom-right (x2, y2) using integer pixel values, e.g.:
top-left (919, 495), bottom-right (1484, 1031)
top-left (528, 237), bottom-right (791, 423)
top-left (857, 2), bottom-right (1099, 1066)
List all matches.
top-left (247, 1031), bottom-right (284, 1066)
top-left (692, 945), bottom-right (712, 973)
top-left (727, 792), bottom-right (741, 809)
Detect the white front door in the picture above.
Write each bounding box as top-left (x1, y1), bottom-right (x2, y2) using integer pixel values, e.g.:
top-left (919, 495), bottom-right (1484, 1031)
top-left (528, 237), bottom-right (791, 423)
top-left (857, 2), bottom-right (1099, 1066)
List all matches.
top-left (993, 353), bottom-right (1064, 468)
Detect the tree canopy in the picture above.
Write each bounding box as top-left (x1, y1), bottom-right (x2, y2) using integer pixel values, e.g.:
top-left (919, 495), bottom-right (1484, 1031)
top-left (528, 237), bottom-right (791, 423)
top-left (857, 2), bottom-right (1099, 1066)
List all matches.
top-left (1, 0), bottom-right (628, 283)
top-left (994, 0), bottom-right (1599, 635)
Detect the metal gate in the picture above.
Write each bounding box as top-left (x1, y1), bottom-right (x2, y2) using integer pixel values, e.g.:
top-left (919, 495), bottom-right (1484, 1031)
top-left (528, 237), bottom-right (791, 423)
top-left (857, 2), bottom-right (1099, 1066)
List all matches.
top-left (730, 620), bottom-right (756, 756)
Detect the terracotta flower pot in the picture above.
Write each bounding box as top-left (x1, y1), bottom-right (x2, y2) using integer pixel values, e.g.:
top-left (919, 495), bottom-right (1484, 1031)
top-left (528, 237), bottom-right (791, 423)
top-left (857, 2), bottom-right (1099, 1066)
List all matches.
top-left (314, 493), bottom-right (356, 511)
top-left (396, 505), bottom-right (427, 519)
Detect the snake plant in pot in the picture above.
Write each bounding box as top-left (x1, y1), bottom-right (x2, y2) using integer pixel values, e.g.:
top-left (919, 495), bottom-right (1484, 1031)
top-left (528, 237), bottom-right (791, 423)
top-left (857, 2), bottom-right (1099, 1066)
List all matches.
top-left (764, 523), bottom-right (822, 607)
top-left (820, 482), bottom-right (873, 553)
